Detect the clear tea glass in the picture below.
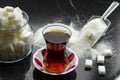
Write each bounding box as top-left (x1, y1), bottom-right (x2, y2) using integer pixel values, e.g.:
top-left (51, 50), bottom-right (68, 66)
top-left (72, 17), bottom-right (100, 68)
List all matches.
top-left (42, 23), bottom-right (72, 73)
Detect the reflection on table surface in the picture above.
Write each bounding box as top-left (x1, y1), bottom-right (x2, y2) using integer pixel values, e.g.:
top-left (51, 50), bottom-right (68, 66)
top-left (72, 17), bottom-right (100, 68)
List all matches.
top-left (33, 68), bottom-right (76, 80)
top-left (0, 53), bottom-right (32, 80)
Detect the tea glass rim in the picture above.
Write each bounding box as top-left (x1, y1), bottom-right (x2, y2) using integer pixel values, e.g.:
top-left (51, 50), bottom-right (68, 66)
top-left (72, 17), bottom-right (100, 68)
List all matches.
top-left (42, 23), bottom-right (72, 37)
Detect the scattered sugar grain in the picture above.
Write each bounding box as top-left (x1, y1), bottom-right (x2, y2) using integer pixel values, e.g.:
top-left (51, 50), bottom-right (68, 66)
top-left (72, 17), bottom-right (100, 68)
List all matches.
top-left (33, 27), bottom-right (45, 47)
top-left (95, 42), bottom-right (112, 51)
top-left (33, 22), bottom-right (112, 60)
top-left (81, 48), bottom-right (99, 59)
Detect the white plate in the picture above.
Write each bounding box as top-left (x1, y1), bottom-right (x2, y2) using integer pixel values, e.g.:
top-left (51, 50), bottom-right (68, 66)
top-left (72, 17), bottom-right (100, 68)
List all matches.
top-left (33, 47), bottom-right (79, 75)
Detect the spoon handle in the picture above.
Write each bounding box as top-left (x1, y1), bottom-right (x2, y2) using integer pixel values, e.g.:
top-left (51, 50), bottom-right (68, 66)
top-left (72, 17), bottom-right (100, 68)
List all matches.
top-left (101, 1), bottom-right (119, 20)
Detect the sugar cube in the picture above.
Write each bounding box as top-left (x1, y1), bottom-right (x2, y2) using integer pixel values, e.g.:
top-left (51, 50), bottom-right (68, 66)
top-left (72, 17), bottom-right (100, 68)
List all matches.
top-left (14, 19), bottom-right (22, 27)
top-left (0, 8), bottom-right (3, 11)
top-left (1, 9), bottom-right (9, 17)
top-left (6, 24), bottom-right (16, 30)
top-left (85, 59), bottom-right (93, 69)
top-left (97, 55), bottom-right (105, 64)
top-left (8, 13), bottom-right (16, 20)
top-left (85, 30), bottom-right (95, 39)
top-left (103, 49), bottom-right (113, 57)
top-left (14, 19), bottom-right (21, 24)
top-left (13, 40), bottom-right (26, 58)
top-left (6, 43), bottom-right (16, 60)
top-left (0, 16), bottom-right (8, 27)
top-left (4, 6), bottom-right (14, 12)
top-left (14, 7), bottom-right (23, 19)
top-left (0, 43), bottom-right (15, 61)
top-left (14, 7), bottom-right (22, 13)
top-left (0, 17), bottom-right (4, 26)
top-left (98, 66), bottom-right (106, 75)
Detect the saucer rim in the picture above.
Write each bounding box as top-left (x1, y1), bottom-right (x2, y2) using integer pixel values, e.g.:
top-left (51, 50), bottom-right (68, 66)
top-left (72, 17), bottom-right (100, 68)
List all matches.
top-left (33, 47), bottom-right (79, 75)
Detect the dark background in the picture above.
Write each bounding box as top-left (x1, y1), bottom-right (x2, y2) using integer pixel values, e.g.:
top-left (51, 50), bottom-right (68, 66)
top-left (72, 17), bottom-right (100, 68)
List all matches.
top-left (0, 0), bottom-right (120, 80)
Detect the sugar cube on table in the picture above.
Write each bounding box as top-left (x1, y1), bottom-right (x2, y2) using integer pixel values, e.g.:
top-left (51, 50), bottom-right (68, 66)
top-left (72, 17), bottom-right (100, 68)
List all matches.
top-left (103, 49), bottom-right (113, 57)
top-left (85, 59), bottom-right (93, 69)
top-left (98, 65), bottom-right (106, 75)
top-left (97, 55), bottom-right (105, 64)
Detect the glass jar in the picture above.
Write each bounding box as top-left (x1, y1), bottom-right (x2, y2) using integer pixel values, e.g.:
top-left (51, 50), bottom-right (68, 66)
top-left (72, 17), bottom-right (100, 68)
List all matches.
top-left (0, 11), bottom-right (33, 63)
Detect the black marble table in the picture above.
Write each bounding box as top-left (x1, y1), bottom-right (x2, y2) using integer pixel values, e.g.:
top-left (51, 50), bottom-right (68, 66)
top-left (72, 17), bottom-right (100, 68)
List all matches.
top-left (0, 0), bottom-right (120, 80)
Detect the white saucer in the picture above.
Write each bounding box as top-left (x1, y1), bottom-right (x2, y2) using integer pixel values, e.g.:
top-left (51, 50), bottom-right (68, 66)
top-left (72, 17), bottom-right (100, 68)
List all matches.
top-left (33, 47), bottom-right (79, 75)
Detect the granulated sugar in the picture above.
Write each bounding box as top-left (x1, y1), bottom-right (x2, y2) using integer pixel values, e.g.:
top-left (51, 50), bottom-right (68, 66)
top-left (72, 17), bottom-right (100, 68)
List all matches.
top-left (33, 23), bottom-right (112, 60)
top-left (72, 18), bottom-right (108, 49)
top-left (94, 42), bottom-right (113, 56)
top-left (33, 27), bottom-right (45, 47)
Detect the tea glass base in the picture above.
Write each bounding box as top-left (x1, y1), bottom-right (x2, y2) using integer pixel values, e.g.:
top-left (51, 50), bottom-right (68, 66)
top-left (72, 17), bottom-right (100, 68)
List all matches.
top-left (44, 67), bottom-right (66, 74)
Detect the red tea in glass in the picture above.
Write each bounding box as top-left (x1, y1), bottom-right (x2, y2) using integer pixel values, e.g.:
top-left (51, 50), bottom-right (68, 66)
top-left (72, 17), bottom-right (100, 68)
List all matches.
top-left (42, 24), bottom-right (72, 73)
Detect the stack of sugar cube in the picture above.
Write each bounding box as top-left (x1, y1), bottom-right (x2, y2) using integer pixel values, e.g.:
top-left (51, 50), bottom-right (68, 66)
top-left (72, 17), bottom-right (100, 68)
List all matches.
top-left (0, 6), bottom-right (33, 61)
top-left (0, 6), bottom-right (26, 30)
